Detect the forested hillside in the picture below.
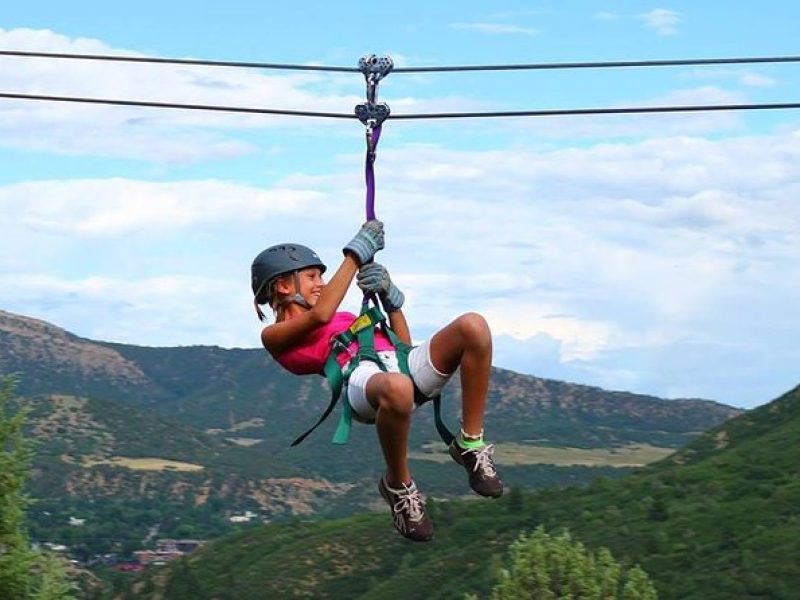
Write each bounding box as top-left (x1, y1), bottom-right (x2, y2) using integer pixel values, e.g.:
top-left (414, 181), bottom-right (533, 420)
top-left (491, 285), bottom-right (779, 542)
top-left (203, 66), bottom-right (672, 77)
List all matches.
top-left (128, 384), bottom-right (800, 600)
top-left (0, 308), bottom-right (746, 582)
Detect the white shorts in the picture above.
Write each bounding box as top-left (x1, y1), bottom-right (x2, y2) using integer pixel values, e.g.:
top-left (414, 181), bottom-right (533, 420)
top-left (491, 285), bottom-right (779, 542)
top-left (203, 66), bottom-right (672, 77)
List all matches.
top-left (346, 339), bottom-right (451, 423)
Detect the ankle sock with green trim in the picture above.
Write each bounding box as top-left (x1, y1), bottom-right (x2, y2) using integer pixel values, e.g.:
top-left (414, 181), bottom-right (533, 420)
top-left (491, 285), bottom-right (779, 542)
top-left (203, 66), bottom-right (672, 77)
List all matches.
top-left (456, 429), bottom-right (485, 450)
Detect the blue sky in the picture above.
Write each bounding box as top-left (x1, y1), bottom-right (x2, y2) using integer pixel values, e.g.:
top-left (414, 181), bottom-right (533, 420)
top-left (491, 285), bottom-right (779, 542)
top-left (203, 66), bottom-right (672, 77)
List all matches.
top-left (1, 2), bottom-right (799, 409)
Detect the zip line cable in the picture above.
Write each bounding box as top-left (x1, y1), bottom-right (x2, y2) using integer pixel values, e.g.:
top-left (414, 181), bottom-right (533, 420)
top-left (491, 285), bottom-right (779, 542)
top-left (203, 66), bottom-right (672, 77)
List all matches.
top-left (0, 50), bottom-right (356, 72)
top-left (390, 103), bottom-right (800, 119)
top-left (396, 55), bottom-right (800, 73)
top-left (3, 49), bottom-right (800, 73)
top-left (3, 50), bottom-right (800, 120)
top-left (0, 92), bottom-right (353, 119)
top-left (2, 91), bottom-right (800, 120)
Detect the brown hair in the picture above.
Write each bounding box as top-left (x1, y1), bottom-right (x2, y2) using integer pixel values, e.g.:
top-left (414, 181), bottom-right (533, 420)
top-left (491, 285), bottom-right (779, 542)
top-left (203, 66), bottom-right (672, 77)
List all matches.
top-left (254, 274), bottom-right (293, 322)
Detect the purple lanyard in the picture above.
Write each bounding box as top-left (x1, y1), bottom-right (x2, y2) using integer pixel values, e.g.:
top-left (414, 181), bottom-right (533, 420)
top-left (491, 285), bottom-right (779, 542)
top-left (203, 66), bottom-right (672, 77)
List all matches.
top-left (362, 124), bottom-right (382, 306)
top-left (365, 125), bottom-right (382, 221)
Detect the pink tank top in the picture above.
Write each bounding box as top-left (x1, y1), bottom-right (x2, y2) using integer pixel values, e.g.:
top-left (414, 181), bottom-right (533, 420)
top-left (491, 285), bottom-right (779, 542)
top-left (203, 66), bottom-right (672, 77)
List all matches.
top-left (274, 311), bottom-right (395, 376)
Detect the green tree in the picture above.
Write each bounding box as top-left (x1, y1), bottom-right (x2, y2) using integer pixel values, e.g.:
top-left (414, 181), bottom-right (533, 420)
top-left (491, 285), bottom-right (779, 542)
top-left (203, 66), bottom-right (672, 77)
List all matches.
top-left (622, 566), bottom-right (658, 600)
top-left (163, 558), bottom-right (204, 600)
top-left (0, 376), bottom-right (75, 600)
top-left (31, 553), bottom-right (75, 600)
top-left (474, 526), bottom-right (658, 599)
top-left (0, 375), bottom-right (35, 599)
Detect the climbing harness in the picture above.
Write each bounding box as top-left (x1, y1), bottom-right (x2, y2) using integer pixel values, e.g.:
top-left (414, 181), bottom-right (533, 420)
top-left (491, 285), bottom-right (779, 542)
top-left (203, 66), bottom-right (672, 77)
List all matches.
top-left (328, 299), bottom-right (455, 446)
top-left (289, 55), bottom-right (455, 447)
top-left (290, 297), bottom-right (455, 446)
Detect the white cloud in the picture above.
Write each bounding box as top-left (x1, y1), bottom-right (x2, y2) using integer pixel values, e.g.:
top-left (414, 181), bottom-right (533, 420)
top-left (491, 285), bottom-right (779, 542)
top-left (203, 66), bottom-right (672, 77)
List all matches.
top-left (640, 8), bottom-right (682, 35)
top-left (686, 68), bottom-right (777, 88)
top-left (0, 28), bottom-right (362, 161)
top-left (450, 22), bottom-right (539, 36)
top-left (482, 302), bottom-right (616, 361)
top-left (0, 178), bottom-right (324, 236)
top-left (739, 73), bottom-right (776, 87)
top-left (0, 272), bottom-right (253, 347)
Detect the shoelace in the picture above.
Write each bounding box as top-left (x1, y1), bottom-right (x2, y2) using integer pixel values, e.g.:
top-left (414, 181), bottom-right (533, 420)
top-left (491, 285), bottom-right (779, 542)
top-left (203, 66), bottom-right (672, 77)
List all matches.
top-left (464, 444), bottom-right (497, 478)
top-left (392, 484), bottom-right (425, 523)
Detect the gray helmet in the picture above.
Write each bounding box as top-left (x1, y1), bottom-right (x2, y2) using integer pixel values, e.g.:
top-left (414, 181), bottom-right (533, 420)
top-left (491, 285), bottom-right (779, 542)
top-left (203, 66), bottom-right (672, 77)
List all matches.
top-left (251, 243), bottom-right (326, 305)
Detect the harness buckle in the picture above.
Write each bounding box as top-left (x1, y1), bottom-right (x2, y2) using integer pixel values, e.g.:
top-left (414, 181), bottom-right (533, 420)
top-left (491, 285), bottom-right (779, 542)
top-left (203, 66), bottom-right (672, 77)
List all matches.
top-left (348, 312), bottom-right (375, 335)
top-left (330, 334), bottom-right (353, 358)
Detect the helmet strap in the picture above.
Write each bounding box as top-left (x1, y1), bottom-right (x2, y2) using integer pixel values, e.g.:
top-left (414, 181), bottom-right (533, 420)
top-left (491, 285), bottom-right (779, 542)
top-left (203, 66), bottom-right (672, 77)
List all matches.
top-left (276, 271), bottom-right (312, 311)
top-left (254, 298), bottom-right (267, 322)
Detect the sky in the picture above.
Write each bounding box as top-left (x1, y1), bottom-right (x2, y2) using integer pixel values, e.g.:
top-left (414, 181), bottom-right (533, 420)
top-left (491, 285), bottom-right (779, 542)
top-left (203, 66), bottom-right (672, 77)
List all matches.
top-left (1, 2), bottom-right (799, 409)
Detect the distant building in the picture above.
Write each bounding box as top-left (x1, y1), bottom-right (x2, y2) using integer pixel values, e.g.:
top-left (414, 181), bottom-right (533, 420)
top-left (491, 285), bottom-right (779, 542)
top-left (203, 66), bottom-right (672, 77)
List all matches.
top-left (68, 516), bottom-right (85, 527)
top-left (91, 553), bottom-right (119, 567)
top-left (42, 542), bottom-right (68, 552)
top-left (114, 562), bottom-right (145, 573)
top-left (229, 510), bottom-right (258, 523)
top-left (134, 549), bottom-right (180, 566)
top-left (134, 539), bottom-right (205, 566)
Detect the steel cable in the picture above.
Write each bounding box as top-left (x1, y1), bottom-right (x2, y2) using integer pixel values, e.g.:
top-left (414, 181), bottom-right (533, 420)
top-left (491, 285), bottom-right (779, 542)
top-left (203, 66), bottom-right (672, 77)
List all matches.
top-left (3, 49), bottom-right (800, 73)
top-left (2, 92), bottom-right (799, 120)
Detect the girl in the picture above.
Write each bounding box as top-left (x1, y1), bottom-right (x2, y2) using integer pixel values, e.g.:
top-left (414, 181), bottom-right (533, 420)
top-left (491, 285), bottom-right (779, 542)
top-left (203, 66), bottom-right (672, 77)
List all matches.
top-left (252, 220), bottom-right (502, 542)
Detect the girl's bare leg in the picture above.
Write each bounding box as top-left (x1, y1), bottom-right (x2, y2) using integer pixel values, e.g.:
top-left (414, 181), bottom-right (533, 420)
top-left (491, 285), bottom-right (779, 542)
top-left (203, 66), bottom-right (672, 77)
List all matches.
top-left (427, 312), bottom-right (492, 436)
top-left (365, 372), bottom-right (415, 486)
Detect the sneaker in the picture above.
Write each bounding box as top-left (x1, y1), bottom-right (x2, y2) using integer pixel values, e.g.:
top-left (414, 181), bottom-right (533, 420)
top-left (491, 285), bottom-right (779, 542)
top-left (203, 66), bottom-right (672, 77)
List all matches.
top-left (378, 476), bottom-right (434, 542)
top-left (449, 441), bottom-right (504, 498)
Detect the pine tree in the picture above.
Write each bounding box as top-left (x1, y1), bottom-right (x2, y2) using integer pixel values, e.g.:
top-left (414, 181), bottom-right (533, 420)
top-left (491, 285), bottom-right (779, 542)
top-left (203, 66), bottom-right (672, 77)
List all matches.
top-left (0, 376), bottom-right (75, 600)
top-left (31, 553), bottom-right (75, 600)
top-left (0, 375), bottom-right (35, 600)
top-left (478, 526), bottom-right (658, 599)
top-left (164, 558), bottom-right (203, 600)
top-left (621, 566), bottom-right (658, 600)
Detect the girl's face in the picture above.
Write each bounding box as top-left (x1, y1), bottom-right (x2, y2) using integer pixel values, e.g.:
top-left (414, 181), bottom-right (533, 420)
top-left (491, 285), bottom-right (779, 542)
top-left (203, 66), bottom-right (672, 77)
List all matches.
top-left (295, 268), bottom-right (325, 306)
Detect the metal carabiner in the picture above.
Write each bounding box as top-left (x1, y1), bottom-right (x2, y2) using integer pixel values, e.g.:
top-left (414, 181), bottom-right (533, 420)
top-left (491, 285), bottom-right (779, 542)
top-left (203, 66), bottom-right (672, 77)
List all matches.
top-left (366, 73), bottom-right (378, 105)
top-left (355, 103), bottom-right (390, 158)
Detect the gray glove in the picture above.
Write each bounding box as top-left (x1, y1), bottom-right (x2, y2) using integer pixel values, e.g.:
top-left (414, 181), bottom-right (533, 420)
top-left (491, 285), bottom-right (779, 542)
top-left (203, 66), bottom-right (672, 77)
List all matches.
top-left (357, 262), bottom-right (405, 312)
top-left (343, 220), bottom-right (384, 266)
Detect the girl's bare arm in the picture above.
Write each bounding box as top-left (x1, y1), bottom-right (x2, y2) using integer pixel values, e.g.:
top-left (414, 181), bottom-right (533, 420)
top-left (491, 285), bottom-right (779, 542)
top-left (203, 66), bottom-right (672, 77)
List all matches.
top-left (261, 255), bottom-right (359, 355)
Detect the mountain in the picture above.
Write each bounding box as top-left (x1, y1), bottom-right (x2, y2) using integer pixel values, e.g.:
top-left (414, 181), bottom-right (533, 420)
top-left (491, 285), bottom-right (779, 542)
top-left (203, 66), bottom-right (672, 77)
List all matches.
top-left (125, 384), bottom-right (800, 600)
top-left (0, 308), bottom-right (738, 446)
top-left (0, 308), bottom-right (741, 554)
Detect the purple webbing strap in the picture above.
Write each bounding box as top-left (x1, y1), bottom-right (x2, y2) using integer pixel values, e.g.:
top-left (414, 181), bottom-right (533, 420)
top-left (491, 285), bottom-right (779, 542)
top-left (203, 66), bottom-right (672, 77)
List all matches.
top-left (364, 125), bottom-right (382, 220)
top-left (362, 124), bottom-right (382, 305)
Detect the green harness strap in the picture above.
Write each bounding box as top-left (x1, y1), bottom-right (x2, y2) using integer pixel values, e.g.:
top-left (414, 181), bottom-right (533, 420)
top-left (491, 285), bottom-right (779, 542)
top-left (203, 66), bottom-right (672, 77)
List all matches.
top-left (290, 302), bottom-right (455, 447)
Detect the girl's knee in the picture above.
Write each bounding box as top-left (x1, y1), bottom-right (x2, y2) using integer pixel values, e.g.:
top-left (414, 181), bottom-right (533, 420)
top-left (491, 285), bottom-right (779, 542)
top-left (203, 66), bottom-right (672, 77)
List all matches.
top-left (458, 312), bottom-right (491, 345)
top-left (375, 374), bottom-right (414, 414)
